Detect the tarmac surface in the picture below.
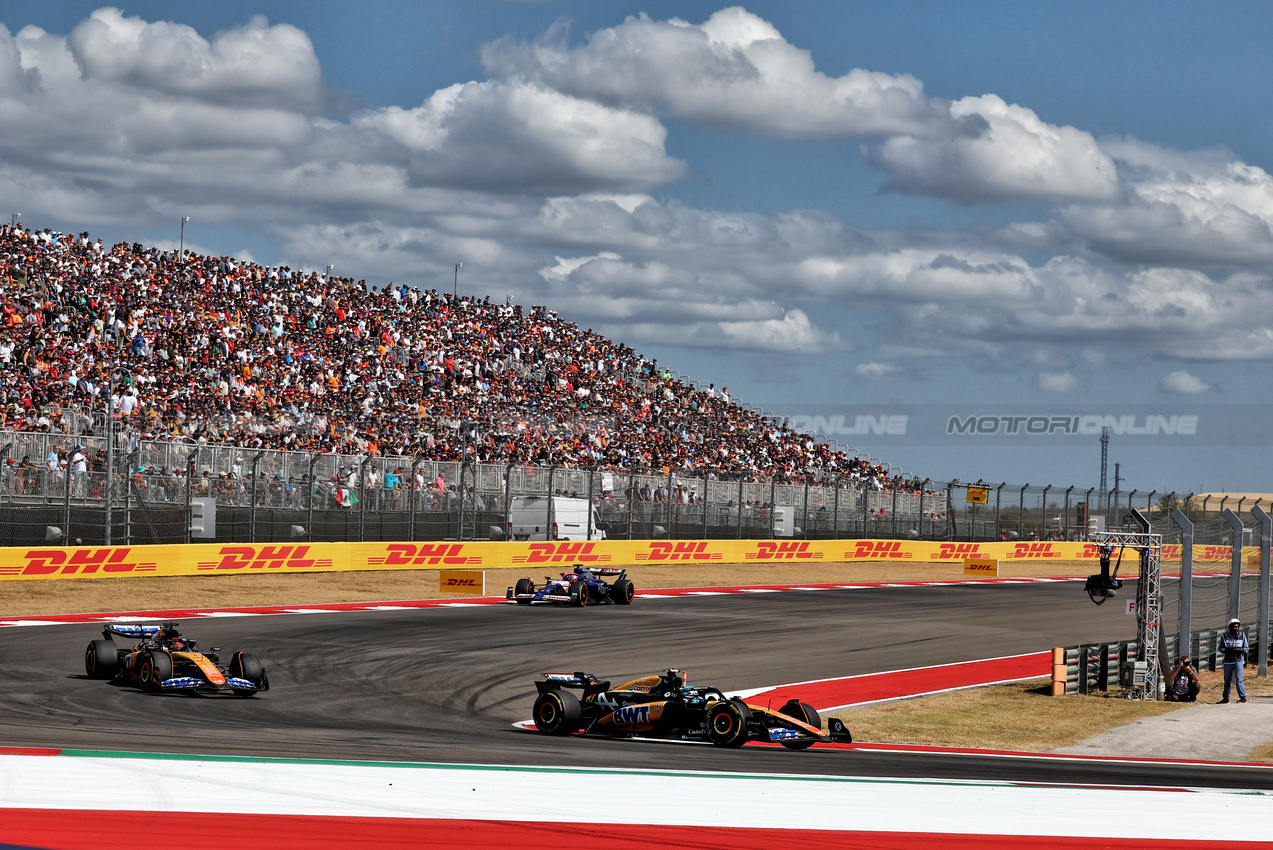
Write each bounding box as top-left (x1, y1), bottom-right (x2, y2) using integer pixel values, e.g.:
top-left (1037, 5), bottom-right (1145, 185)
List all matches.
top-left (2, 581), bottom-right (1270, 790)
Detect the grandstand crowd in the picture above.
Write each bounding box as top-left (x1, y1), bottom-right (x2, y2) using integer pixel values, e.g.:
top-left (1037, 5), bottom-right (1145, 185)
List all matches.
top-left (0, 221), bottom-right (907, 490)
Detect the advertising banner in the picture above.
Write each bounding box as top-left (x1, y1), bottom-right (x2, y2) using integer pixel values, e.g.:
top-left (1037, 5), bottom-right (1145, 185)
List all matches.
top-left (0, 538), bottom-right (1242, 582)
top-left (438, 570), bottom-right (485, 596)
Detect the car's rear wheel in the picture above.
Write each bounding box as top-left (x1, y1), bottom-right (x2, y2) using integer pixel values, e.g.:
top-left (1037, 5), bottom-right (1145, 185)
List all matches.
top-left (569, 581), bottom-right (588, 607)
top-left (707, 699), bottom-right (751, 748)
top-left (85, 639), bottom-right (118, 679)
top-left (610, 579), bottom-right (634, 605)
top-left (533, 689), bottom-right (582, 735)
top-left (514, 578), bottom-right (534, 604)
top-left (230, 651), bottom-right (266, 697)
top-left (139, 651), bottom-right (172, 693)
top-left (778, 700), bottom-right (821, 749)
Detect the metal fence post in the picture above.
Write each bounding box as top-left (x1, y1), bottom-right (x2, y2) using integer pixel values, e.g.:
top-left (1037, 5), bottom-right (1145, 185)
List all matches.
top-left (737, 476), bottom-right (745, 539)
top-left (185, 448), bottom-right (199, 545)
top-left (1222, 508), bottom-right (1244, 622)
top-left (586, 464), bottom-right (595, 541)
top-left (62, 447), bottom-right (72, 545)
top-left (1064, 485), bottom-right (1074, 540)
top-left (1018, 483), bottom-right (1028, 540)
top-left (249, 451), bottom-right (264, 543)
top-left (995, 483), bottom-right (1005, 539)
top-left (1041, 484), bottom-right (1052, 540)
top-left (1253, 505), bottom-right (1271, 678)
top-left (359, 456), bottom-right (372, 543)
top-left (308, 453), bottom-right (321, 543)
top-left (1171, 508), bottom-right (1193, 663)
top-left (768, 477), bottom-right (777, 539)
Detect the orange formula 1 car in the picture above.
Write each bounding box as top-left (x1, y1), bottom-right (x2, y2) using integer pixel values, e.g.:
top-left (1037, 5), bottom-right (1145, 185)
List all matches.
top-left (84, 623), bottom-right (269, 697)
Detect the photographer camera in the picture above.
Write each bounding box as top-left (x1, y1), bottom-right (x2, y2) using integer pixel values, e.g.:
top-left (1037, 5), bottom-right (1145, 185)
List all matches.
top-left (1167, 656), bottom-right (1200, 702)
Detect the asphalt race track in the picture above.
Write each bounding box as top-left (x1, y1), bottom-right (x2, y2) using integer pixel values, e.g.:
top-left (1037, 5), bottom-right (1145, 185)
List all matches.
top-left (3, 581), bottom-right (1270, 790)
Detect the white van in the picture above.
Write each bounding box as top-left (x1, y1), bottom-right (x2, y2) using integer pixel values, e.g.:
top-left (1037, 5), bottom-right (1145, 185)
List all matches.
top-left (507, 495), bottom-right (607, 541)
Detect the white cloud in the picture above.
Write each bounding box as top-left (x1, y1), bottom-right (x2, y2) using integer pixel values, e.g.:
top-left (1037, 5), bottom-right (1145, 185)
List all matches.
top-left (870, 95), bottom-right (1121, 204)
top-left (1036, 371), bottom-right (1080, 393)
top-left (854, 361), bottom-right (903, 379)
top-left (65, 8), bottom-right (323, 109)
top-left (1160, 370), bottom-right (1212, 394)
top-left (481, 7), bottom-right (952, 138)
top-left (1058, 138), bottom-right (1273, 266)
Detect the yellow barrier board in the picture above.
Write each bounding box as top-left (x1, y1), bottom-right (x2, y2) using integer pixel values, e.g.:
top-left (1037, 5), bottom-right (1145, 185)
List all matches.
top-left (438, 569), bottom-right (485, 595)
top-left (0, 538), bottom-right (1240, 581)
top-left (963, 558), bottom-right (999, 577)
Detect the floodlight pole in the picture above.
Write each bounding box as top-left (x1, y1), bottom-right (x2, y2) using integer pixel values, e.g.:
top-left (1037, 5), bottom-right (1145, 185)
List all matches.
top-left (454, 263), bottom-right (462, 298)
top-left (179, 216), bottom-right (189, 261)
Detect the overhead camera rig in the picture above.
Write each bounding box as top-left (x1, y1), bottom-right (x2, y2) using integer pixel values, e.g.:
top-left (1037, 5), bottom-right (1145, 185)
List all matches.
top-left (1084, 509), bottom-right (1163, 700)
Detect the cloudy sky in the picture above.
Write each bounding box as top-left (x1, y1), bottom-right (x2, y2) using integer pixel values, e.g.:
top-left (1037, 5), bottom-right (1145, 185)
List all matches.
top-left (2, 1), bottom-right (1271, 494)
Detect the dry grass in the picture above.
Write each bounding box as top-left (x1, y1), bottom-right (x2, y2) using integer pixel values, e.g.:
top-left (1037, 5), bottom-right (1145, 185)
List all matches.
top-left (0, 559), bottom-right (1088, 617)
top-left (828, 683), bottom-right (1183, 752)
top-left (828, 667), bottom-right (1273, 754)
top-left (1248, 741), bottom-right (1273, 762)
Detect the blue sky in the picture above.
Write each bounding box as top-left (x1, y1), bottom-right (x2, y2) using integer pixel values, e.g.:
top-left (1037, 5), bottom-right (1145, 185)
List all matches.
top-left (2, 2), bottom-right (1271, 494)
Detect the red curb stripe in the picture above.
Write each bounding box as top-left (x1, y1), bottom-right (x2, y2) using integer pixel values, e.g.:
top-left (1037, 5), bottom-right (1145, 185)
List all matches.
top-left (0, 747), bottom-right (61, 756)
top-left (750, 652), bottom-right (1052, 710)
top-left (3, 810), bottom-right (1270, 850)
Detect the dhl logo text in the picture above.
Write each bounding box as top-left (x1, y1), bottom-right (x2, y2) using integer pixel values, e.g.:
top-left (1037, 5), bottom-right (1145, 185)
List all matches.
top-left (933, 543), bottom-right (986, 560)
top-left (1201, 546), bottom-right (1235, 561)
top-left (378, 543), bottom-right (477, 566)
top-left (848, 541), bottom-right (910, 559)
top-left (637, 541), bottom-right (721, 562)
top-left (198, 545), bottom-right (322, 571)
top-left (513, 542), bottom-right (607, 564)
top-left (1009, 543), bottom-right (1059, 559)
top-left (5, 548), bottom-right (156, 576)
top-left (965, 562), bottom-right (996, 572)
top-left (747, 541), bottom-right (822, 560)
top-left (443, 578), bottom-right (479, 587)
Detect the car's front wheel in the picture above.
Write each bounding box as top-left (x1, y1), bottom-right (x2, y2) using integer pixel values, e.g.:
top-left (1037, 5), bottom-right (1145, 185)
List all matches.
top-left (778, 700), bottom-right (821, 750)
top-left (138, 651), bottom-right (172, 693)
top-left (569, 581), bottom-right (588, 607)
top-left (514, 578), bottom-right (534, 604)
top-left (707, 699), bottom-right (751, 748)
top-left (230, 651), bottom-right (267, 697)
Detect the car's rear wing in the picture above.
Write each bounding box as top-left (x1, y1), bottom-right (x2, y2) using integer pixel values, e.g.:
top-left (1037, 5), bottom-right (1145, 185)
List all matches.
top-left (535, 672), bottom-right (610, 696)
top-left (102, 624), bottom-right (162, 640)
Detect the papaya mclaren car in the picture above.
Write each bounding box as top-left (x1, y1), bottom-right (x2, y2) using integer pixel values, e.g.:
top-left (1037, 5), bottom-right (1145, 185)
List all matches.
top-left (530, 669), bottom-right (852, 749)
top-left (84, 623), bottom-right (269, 697)
top-left (508, 565), bottom-right (634, 607)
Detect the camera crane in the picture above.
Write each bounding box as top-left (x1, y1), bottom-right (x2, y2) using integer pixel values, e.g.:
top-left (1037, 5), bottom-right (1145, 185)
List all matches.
top-left (1084, 509), bottom-right (1163, 700)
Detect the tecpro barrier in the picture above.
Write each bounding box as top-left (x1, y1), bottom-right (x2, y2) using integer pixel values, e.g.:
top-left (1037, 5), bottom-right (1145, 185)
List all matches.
top-left (0, 539), bottom-right (1239, 582)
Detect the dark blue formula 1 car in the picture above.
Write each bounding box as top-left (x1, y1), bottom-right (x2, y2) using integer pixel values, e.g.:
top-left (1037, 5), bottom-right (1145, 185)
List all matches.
top-left (507, 565), bottom-right (635, 607)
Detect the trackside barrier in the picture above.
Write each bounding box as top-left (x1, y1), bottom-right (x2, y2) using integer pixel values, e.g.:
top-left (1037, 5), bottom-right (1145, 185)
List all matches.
top-left (1056, 627), bottom-right (1267, 695)
top-left (0, 538), bottom-right (1132, 582)
top-left (0, 538), bottom-right (1248, 583)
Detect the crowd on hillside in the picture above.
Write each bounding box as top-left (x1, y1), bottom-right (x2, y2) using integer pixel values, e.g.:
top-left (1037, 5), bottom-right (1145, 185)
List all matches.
top-left (0, 221), bottom-right (913, 489)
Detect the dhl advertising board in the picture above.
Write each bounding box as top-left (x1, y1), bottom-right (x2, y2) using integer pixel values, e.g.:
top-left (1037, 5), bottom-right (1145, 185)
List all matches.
top-left (0, 539), bottom-right (1250, 582)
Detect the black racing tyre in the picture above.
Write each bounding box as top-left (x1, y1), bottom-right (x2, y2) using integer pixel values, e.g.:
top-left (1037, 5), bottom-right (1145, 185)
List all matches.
top-left (778, 700), bottom-right (821, 750)
top-left (609, 578), bottom-right (634, 605)
top-left (533, 689), bottom-right (582, 736)
top-left (230, 651), bottom-right (266, 697)
top-left (85, 639), bottom-right (118, 679)
top-left (138, 651), bottom-right (172, 693)
top-left (514, 578), bottom-right (534, 604)
top-left (707, 699), bottom-right (751, 748)
top-left (569, 580), bottom-right (588, 607)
